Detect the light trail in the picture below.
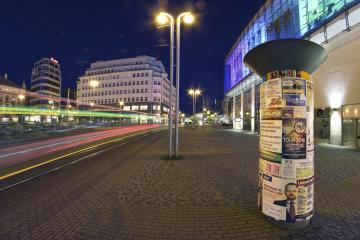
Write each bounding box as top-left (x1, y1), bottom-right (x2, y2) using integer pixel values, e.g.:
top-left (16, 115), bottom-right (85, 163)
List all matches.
top-left (0, 124), bottom-right (159, 171)
top-left (0, 106), bottom-right (160, 119)
top-left (0, 127), bottom-right (161, 184)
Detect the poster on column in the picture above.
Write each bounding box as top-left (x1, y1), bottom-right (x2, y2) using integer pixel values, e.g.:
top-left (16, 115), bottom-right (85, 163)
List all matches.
top-left (260, 120), bottom-right (282, 153)
top-left (306, 81), bottom-right (314, 110)
top-left (282, 106), bottom-right (306, 119)
top-left (262, 174), bottom-right (314, 222)
top-left (282, 78), bottom-right (306, 107)
top-left (263, 79), bottom-right (282, 108)
top-left (262, 174), bottom-right (297, 221)
top-left (306, 111), bottom-right (314, 152)
top-left (296, 177), bottom-right (314, 218)
top-left (282, 118), bottom-right (307, 159)
top-left (260, 158), bottom-right (281, 177)
top-left (281, 156), bottom-right (314, 180)
top-left (261, 108), bottom-right (282, 120)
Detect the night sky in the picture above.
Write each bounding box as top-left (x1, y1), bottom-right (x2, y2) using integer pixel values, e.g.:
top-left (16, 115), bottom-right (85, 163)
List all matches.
top-left (0, 0), bottom-right (264, 113)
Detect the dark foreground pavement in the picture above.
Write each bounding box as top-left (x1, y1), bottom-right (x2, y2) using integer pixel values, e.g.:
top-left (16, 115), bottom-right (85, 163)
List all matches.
top-left (1, 127), bottom-right (360, 240)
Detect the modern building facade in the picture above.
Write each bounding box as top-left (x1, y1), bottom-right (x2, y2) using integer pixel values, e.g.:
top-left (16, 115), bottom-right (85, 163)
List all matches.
top-left (30, 58), bottom-right (62, 107)
top-left (77, 55), bottom-right (175, 115)
top-left (224, 0), bottom-right (360, 147)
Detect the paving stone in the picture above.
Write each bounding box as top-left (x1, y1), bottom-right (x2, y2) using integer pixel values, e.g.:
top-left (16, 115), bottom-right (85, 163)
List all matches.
top-left (0, 127), bottom-right (359, 239)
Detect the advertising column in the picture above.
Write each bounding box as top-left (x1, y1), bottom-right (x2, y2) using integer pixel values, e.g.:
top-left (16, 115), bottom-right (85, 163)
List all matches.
top-left (244, 39), bottom-right (327, 229)
top-left (258, 70), bottom-right (314, 227)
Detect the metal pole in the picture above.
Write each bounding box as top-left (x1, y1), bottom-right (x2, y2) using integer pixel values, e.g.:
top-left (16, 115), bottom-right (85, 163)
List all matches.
top-left (194, 94), bottom-right (197, 115)
top-left (168, 15), bottom-right (175, 159)
top-left (175, 15), bottom-right (181, 158)
top-left (193, 94), bottom-right (195, 116)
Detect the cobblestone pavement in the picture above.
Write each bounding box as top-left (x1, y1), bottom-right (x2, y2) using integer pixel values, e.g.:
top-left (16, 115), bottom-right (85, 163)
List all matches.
top-left (1, 127), bottom-right (360, 240)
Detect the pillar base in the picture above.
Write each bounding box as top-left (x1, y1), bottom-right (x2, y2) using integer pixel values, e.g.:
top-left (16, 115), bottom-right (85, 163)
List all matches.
top-left (263, 215), bottom-right (311, 230)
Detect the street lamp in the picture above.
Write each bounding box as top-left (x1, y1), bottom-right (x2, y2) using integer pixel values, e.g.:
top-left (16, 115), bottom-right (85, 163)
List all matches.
top-left (156, 12), bottom-right (175, 159)
top-left (18, 94), bottom-right (25, 104)
top-left (175, 12), bottom-right (195, 158)
top-left (119, 100), bottom-right (124, 109)
top-left (188, 89), bottom-right (201, 116)
top-left (156, 11), bottom-right (195, 158)
top-left (90, 102), bottom-right (95, 126)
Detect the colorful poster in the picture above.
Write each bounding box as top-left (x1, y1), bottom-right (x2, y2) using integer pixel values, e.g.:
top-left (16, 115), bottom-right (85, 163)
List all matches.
top-left (261, 108), bottom-right (282, 120)
top-left (262, 174), bottom-right (291, 221)
top-left (260, 158), bottom-right (281, 177)
top-left (282, 118), bottom-right (307, 159)
top-left (282, 79), bottom-right (306, 107)
top-left (306, 81), bottom-right (314, 110)
top-left (260, 120), bottom-right (282, 153)
top-left (260, 148), bottom-right (282, 163)
top-left (282, 106), bottom-right (306, 118)
top-left (296, 177), bottom-right (314, 216)
top-left (281, 157), bottom-right (314, 180)
top-left (306, 111), bottom-right (314, 152)
top-left (262, 174), bottom-right (313, 222)
top-left (263, 79), bottom-right (282, 108)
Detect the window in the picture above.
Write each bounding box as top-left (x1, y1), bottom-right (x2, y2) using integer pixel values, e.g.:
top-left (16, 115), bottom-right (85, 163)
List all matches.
top-left (132, 89), bottom-right (135, 93)
top-left (124, 106), bottom-right (130, 111)
top-left (132, 105), bottom-right (139, 110)
top-left (140, 105), bottom-right (148, 110)
top-left (141, 81), bottom-right (144, 85)
top-left (137, 81), bottom-right (139, 85)
top-left (141, 73), bottom-right (144, 77)
top-left (136, 89), bottom-right (139, 93)
top-left (145, 81), bottom-right (148, 85)
top-left (136, 97), bottom-right (139, 101)
top-left (145, 73), bottom-right (149, 77)
top-left (144, 97), bottom-right (148, 101)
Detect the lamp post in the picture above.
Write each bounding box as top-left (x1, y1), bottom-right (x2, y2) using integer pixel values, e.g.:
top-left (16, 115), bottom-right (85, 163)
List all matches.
top-left (89, 80), bottom-right (98, 126)
top-left (156, 12), bottom-right (175, 159)
top-left (188, 89), bottom-right (201, 116)
top-left (90, 102), bottom-right (94, 126)
top-left (174, 12), bottom-right (194, 158)
top-left (156, 11), bottom-right (194, 158)
top-left (18, 94), bottom-right (25, 125)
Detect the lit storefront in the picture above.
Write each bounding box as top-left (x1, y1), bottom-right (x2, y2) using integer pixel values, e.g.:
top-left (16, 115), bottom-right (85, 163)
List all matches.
top-left (224, 0), bottom-right (360, 147)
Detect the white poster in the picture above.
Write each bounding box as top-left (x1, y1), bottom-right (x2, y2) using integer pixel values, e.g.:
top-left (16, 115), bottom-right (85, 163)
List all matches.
top-left (281, 157), bottom-right (314, 180)
top-left (262, 174), bottom-right (313, 222)
top-left (260, 120), bottom-right (282, 153)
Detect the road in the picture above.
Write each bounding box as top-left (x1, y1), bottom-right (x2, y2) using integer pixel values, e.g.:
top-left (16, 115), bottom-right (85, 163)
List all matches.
top-left (1, 127), bottom-right (360, 240)
top-left (0, 124), bottom-right (159, 170)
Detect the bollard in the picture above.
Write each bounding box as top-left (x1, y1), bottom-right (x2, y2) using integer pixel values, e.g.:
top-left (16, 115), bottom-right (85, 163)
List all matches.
top-left (244, 39), bottom-right (327, 230)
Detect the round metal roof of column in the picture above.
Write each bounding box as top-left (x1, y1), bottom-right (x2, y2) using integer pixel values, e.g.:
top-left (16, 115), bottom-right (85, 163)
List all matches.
top-left (243, 39), bottom-right (327, 76)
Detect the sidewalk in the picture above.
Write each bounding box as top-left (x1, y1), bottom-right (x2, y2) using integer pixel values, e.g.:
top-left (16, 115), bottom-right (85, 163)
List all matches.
top-left (0, 127), bottom-right (360, 239)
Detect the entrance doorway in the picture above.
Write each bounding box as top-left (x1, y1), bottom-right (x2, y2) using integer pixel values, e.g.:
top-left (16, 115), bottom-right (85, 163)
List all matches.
top-left (343, 118), bottom-right (360, 148)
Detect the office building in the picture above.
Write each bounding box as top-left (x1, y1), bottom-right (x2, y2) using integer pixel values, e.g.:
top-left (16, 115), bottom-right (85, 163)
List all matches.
top-left (224, 0), bottom-right (360, 147)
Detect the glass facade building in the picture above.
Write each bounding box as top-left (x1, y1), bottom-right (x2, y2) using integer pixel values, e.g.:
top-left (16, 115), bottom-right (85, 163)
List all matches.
top-left (224, 0), bottom-right (360, 93)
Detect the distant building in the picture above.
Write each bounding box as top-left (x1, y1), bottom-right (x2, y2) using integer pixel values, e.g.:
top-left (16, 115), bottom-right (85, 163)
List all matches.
top-left (30, 58), bottom-right (62, 107)
top-left (77, 55), bottom-right (175, 114)
top-left (0, 73), bottom-right (26, 124)
top-left (0, 73), bottom-right (26, 106)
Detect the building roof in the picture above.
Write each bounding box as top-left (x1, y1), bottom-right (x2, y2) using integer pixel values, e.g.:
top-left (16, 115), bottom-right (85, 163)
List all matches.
top-left (0, 75), bottom-right (21, 88)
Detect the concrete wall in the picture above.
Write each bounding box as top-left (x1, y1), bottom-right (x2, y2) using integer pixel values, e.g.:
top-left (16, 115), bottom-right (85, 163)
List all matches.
top-left (313, 26), bottom-right (360, 109)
